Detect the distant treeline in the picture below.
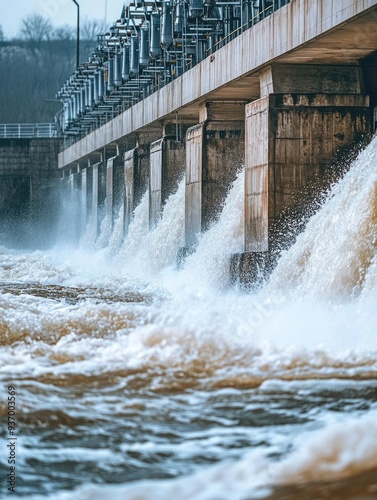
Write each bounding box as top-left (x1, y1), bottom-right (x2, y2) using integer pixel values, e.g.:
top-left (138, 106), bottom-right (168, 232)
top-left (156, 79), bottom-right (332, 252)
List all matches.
top-left (0, 14), bottom-right (106, 123)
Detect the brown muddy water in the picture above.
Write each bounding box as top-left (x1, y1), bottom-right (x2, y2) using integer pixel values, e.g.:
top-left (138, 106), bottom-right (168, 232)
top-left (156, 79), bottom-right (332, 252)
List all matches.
top-left (1, 138), bottom-right (377, 499)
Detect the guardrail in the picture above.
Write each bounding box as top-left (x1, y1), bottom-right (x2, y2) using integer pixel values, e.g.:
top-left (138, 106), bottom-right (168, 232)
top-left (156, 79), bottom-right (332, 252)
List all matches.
top-left (0, 123), bottom-right (58, 138)
top-left (59, 0), bottom-right (291, 146)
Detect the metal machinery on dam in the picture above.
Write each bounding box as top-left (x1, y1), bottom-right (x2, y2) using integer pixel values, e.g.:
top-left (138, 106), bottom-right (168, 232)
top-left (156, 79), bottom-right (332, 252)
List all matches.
top-left (57, 0), bottom-right (290, 138)
top-left (56, 0), bottom-right (377, 287)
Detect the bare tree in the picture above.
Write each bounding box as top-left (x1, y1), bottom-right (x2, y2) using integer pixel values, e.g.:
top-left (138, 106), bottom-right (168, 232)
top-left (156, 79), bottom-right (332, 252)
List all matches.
top-left (20, 14), bottom-right (53, 43)
top-left (80, 18), bottom-right (108, 42)
top-left (0, 13), bottom-right (110, 123)
top-left (53, 25), bottom-right (75, 41)
top-left (0, 25), bottom-right (4, 42)
top-left (80, 17), bottom-right (108, 60)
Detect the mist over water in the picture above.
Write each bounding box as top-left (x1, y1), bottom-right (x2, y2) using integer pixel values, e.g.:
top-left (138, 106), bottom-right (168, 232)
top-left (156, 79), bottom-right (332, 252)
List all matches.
top-left (1, 138), bottom-right (377, 499)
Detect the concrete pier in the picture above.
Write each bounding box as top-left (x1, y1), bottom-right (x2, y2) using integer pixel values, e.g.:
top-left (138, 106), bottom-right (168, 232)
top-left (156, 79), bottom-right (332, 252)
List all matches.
top-left (67, 170), bottom-right (81, 242)
top-left (184, 102), bottom-right (245, 248)
top-left (92, 161), bottom-right (106, 237)
top-left (0, 138), bottom-right (60, 247)
top-left (149, 137), bottom-right (185, 229)
top-left (81, 166), bottom-right (93, 233)
top-left (124, 144), bottom-right (150, 234)
top-left (232, 64), bottom-right (371, 287)
top-left (105, 155), bottom-right (124, 233)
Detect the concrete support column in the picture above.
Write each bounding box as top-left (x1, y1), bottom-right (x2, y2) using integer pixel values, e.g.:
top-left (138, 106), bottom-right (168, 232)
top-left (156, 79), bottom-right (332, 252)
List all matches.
top-left (67, 170), bottom-right (81, 242)
top-left (232, 64), bottom-right (371, 288)
top-left (183, 102), bottom-right (245, 252)
top-left (149, 137), bottom-right (185, 229)
top-left (122, 129), bottom-right (163, 234)
top-left (92, 161), bottom-right (106, 237)
top-left (123, 144), bottom-right (151, 235)
top-left (81, 166), bottom-right (93, 233)
top-left (105, 155), bottom-right (124, 233)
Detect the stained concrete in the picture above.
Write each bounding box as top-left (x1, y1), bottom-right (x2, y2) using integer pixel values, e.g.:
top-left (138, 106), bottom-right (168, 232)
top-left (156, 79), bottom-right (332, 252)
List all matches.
top-left (149, 137), bottom-right (185, 229)
top-left (81, 167), bottom-right (93, 233)
top-left (185, 102), bottom-right (245, 247)
top-left (124, 145), bottom-right (150, 235)
top-left (106, 155), bottom-right (124, 233)
top-left (0, 138), bottom-right (61, 247)
top-left (92, 162), bottom-right (106, 238)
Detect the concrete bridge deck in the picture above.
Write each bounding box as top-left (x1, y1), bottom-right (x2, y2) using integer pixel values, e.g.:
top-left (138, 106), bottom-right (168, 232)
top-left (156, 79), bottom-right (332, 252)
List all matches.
top-left (59, 0), bottom-right (377, 169)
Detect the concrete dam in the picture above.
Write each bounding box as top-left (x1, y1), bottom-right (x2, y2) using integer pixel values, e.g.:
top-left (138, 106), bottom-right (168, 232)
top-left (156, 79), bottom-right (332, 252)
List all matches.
top-left (4, 2), bottom-right (377, 498)
top-left (5, 0), bottom-right (377, 284)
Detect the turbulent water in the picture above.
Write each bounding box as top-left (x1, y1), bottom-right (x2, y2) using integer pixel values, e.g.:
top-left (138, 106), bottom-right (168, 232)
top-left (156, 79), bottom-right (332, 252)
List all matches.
top-left (1, 138), bottom-right (377, 499)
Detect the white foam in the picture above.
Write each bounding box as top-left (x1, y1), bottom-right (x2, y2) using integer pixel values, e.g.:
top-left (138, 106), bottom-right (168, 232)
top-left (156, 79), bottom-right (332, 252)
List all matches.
top-left (3, 129), bottom-right (377, 500)
top-left (117, 190), bottom-right (150, 263)
top-left (179, 169), bottom-right (244, 290)
top-left (121, 178), bottom-right (185, 279)
top-left (45, 410), bottom-right (377, 500)
top-left (266, 135), bottom-right (377, 299)
top-left (95, 197), bottom-right (115, 250)
top-left (107, 204), bottom-right (125, 255)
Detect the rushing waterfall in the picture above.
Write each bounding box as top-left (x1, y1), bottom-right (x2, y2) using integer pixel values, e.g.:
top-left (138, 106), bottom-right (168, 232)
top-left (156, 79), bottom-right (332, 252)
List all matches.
top-left (1, 138), bottom-right (377, 500)
top-left (181, 169), bottom-right (245, 290)
top-left (266, 135), bottom-right (377, 300)
top-left (108, 205), bottom-right (125, 256)
top-left (95, 199), bottom-right (113, 250)
top-left (79, 215), bottom-right (98, 250)
top-left (122, 178), bottom-right (186, 279)
top-left (117, 190), bottom-right (150, 263)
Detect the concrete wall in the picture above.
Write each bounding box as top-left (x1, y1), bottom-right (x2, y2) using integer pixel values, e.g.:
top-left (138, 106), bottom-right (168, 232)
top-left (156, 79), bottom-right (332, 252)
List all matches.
top-left (81, 167), bottom-right (93, 233)
top-left (149, 137), bottom-right (185, 229)
top-left (0, 138), bottom-right (61, 247)
top-left (106, 155), bottom-right (124, 232)
top-left (185, 102), bottom-right (245, 247)
top-left (245, 93), bottom-right (371, 254)
top-left (124, 145), bottom-right (150, 235)
top-left (92, 162), bottom-right (106, 237)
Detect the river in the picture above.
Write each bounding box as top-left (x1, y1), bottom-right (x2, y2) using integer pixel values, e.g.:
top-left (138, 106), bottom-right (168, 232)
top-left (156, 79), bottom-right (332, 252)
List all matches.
top-left (1, 137), bottom-right (377, 499)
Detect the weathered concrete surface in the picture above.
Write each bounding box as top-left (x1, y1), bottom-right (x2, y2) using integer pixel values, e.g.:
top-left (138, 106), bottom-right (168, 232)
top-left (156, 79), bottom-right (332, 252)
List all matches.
top-left (123, 145), bottom-right (150, 235)
top-left (124, 149), bottom-right (136, 236)
top-left (68, 171), bottom-right (81, 242)
top-left (149, 137), bottom-right (185, 229)
top-left (92, 162), bottom-right (106, 237)
top-left (230, 91), bottom-right (371, 288)
top-left (59, 0), bottom-right (377, 169)
top-left (81, 167), bottom-right (93, 233)
top-left (185, 102), bottom-right (245, 247)
top-left (106, 155), bottom-right (124, 232)
top-left (0, 138), bottom-right (61, 247)
top-left (149, 140), bottom-right (164, 230)
top-left (244, 93), bottom-right (371, 253)
top-left (259, 64), bottom-right (364, 97)
top-left (185, 124), bottom-right (204, 247)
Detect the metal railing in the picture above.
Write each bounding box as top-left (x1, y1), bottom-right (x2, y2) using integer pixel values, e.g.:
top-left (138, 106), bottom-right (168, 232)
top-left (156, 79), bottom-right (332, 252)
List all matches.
top-left (207, 5), bottom-right (276, 55)
top-left (59, 0), bottom-right (291, 147)
top-left (0, 123), bottom-right (58, 139)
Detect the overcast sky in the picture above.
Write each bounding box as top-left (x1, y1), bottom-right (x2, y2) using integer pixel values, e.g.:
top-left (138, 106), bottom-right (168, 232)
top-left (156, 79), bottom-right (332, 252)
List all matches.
top-left (2, 0), bottom-right (123, 38)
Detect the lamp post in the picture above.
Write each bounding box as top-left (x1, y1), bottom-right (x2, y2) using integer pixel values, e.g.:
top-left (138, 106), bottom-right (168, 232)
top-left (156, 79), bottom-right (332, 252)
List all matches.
top-left (72, 0), bottom-right (80, 68)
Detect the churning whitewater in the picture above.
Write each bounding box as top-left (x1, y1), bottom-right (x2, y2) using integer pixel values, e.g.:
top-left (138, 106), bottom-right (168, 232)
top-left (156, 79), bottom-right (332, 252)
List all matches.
top-left (1, 137), bottom-right (377, 499)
